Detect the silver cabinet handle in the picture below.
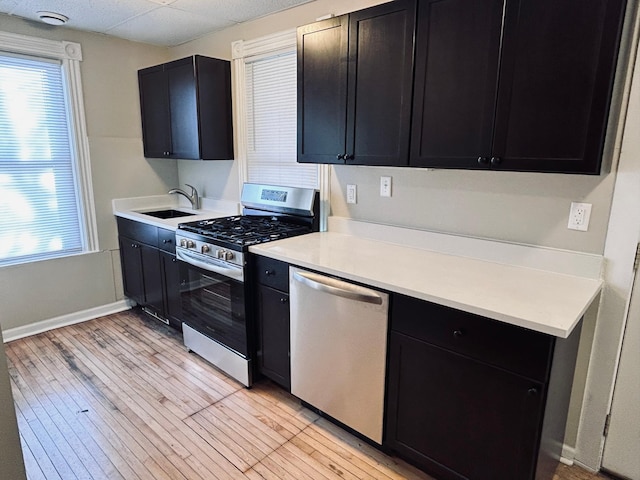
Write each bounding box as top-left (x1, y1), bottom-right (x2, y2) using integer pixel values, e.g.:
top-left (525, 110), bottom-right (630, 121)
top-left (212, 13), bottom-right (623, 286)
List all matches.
top-left (293, 270), bottom-right (383, 305)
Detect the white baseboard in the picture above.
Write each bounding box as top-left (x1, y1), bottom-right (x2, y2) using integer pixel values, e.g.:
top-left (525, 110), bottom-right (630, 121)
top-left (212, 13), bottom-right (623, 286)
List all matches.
top-left (560, 444), bottom-right (576, 466)
top-left (2, 300), bottom-right (135, 343)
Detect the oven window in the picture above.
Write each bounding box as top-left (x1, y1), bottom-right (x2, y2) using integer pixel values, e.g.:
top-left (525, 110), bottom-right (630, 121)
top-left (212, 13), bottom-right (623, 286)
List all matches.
top-left (179, 263), bottom-right (247, 356)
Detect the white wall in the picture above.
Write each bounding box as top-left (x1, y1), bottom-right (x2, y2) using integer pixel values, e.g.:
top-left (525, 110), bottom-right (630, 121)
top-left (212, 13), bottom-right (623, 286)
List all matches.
top-left (0, 15), bottom-right (176, 331)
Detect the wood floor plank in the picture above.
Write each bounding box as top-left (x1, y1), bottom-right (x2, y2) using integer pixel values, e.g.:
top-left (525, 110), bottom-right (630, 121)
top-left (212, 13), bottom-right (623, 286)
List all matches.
top-left (47, 328), bottom-right (193, 480)
top-left (95, 320), bottom-right (221, 412)
top-left (4, 309), bottom-right (606, 480)
top-left (20, 435), bottom-right (47, 480)
top-left (310, 419), bottom-right (434, 480)
top-left (56, 325), bottom-right (223, 480)
top-left (68, 321), bottom-right (210, 418)
top-left (19, 335), bottom-right (131, 480)
top-left (7, 350), bottom-right (91, 480)
top-left (29, 331), bottom-right (152, 480)
top-left (9, 339), bottom-right (122, 480)
top-left (11, 397), bottom-right (63, 480)
top-left (222, 392), bottom-right (295, 445)
top-left (272, 442), bottom-right (337, 480)
top-left (112, 314), bottom-right (241, 395)
top-left (58, 320), bottom-right (247, 480)
top-left (291, 431), bottom-right (381, 480)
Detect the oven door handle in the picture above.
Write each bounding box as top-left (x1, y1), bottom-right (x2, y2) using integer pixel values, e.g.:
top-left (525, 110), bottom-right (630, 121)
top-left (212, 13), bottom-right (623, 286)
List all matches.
top-left (177, 249), bottom-right (244, 282)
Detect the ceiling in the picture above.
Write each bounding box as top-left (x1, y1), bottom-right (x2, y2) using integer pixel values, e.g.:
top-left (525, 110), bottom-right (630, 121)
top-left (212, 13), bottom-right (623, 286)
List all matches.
top-left (0, 0), bottom-right (314, 47)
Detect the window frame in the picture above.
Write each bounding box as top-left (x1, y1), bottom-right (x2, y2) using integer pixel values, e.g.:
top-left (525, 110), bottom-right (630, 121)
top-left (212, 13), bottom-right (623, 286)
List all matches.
top-left (0, 31), bottom-right (98, 266)
top-left (232, 30), bottom-right (330, 231)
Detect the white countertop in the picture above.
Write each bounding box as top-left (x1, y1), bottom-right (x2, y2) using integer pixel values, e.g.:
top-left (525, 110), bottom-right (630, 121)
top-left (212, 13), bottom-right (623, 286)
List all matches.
top-left (113, 195), bottom-right (239, 230)
top-left (250, 227), bottom-right (603, 338)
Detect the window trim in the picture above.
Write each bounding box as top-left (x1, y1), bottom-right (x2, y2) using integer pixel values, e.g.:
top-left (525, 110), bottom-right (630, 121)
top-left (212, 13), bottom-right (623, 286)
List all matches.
top-left (232, 30), bottom-right (330, 231)
top-left (0, 31), bottom-right (98, 261)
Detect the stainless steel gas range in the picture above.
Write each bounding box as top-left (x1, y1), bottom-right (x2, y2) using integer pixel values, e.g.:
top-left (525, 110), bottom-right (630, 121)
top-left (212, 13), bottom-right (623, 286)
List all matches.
top-left (175, 183), bottom-right (318, 387)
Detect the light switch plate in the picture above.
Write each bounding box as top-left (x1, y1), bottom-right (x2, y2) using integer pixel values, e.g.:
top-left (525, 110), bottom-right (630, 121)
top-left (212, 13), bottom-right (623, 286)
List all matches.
top-left (380, 176), bottom-right (392, 197)
top-left (346, 184), bottom-right (357, 204)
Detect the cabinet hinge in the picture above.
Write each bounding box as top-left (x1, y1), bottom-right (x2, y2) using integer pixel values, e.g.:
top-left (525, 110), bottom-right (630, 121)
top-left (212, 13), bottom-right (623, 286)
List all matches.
top-left (603, 414), bottom-right (611, 437)
top-left (634, 243), bottom-right (640, 271)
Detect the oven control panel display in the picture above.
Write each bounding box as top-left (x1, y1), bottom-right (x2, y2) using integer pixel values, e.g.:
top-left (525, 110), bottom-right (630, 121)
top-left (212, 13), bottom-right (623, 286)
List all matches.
top-left (261, 189), bottom-right (288, 202)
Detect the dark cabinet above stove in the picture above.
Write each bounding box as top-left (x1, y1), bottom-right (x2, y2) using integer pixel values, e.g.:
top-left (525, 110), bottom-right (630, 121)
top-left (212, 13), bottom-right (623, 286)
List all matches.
top-left (138, 55), bottom-right (234, 161)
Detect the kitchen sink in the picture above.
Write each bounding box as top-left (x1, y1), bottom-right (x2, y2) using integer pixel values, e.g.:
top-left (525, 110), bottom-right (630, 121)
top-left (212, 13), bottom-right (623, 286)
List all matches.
top-left (140, 209), bottom-right (195, 219)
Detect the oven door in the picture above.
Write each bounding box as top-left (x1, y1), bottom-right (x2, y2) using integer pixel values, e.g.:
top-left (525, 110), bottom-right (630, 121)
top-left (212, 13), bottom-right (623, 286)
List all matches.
top-left (178, 256), bottom-right (248, 357)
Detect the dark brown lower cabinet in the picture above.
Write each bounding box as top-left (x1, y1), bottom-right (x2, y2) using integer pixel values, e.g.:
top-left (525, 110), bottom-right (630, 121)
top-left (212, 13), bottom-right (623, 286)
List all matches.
top-left (254, 256), bottom-right (291, 390)
top-left (385, 294), bottom-right (581, 480)
top-left (160, 250), bottom-right (182, 331)
top-left (256, 284), bottom-right (290, 390)
top-left (117, 217), bottom-right (182, 331)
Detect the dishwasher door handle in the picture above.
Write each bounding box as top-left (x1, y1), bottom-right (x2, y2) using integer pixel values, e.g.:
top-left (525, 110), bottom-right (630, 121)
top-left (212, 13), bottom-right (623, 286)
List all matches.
top-left (292, 270), bottom-right (383, 305)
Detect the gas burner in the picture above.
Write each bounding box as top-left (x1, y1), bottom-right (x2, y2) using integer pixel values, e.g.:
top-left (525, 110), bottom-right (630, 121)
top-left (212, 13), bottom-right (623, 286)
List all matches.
top-left (178, 215), bottom-right (312, 249)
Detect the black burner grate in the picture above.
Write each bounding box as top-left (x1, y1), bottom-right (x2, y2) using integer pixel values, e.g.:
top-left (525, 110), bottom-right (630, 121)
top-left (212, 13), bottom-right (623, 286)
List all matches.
top-left (178, 215), bottom-right (312, 247)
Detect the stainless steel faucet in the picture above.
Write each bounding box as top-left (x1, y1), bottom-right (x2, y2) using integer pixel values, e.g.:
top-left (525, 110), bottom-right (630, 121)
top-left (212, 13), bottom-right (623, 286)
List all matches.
top-left (168, 184), bottom-right (200, 210)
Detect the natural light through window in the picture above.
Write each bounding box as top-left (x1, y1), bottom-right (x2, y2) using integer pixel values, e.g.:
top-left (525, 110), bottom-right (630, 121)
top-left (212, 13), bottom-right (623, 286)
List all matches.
top-left (0, 52), bottom-right (85, 265)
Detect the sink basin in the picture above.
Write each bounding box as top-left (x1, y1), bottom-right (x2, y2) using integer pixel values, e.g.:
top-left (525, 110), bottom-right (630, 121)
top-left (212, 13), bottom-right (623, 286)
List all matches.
top-left (141, 209), bottom-right (196, 219)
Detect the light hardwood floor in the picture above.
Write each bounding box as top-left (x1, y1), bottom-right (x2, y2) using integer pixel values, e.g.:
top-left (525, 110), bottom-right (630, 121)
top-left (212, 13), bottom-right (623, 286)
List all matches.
top-left (5, 309), bottom-right (610, 480)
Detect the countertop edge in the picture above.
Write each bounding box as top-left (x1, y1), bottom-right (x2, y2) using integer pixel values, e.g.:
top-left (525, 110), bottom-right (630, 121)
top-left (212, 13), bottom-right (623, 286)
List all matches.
top-left (112, 195), bottom-right (239, 230)
top-left (250, 235), bottom-right (603, 338)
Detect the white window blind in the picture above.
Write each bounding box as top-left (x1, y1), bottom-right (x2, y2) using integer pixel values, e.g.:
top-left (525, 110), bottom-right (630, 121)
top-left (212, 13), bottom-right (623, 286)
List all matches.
top-left (244, 49), bottom-right (318, 189)
top-left (0, 53), bottom-right (84, 266)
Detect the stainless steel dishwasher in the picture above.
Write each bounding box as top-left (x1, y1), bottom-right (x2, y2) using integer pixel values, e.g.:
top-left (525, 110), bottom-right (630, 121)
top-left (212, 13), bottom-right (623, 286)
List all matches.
top-left (289, 266), bottom-right (389, 444)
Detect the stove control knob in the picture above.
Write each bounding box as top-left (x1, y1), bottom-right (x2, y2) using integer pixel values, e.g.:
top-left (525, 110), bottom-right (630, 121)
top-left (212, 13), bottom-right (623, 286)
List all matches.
top-left (216, 249), bottom-right (234, 261)
top-left (201, 245), bottom-right (210, 254)
top-left (186, 240), bottom-right (195, 249)
top-left (180, 238), bottom-right (187, 247)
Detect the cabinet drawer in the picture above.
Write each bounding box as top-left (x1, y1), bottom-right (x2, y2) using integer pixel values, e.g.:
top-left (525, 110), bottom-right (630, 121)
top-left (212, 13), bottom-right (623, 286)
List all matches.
top-left (158, 228), bottom-right (176, 253)
top-left (391, 294), bottom-right (554, 382)
top-left (116, 217), bottom-right (158, 247)
top-left (254, 256), bottom-right (289, 292)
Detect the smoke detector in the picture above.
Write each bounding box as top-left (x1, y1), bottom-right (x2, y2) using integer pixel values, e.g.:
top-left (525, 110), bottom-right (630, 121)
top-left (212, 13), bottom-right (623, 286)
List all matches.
top-left (37, 11), bottom-right (69, 26)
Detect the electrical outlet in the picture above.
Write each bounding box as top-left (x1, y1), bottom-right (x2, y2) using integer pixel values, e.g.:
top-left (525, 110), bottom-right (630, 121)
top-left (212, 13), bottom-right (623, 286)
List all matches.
top-left (346, 184), bottom-right (357, 204)
top-left (380, 176), bottom-right (392, 197)
top-left (568, 202), bottom-right (592, 231)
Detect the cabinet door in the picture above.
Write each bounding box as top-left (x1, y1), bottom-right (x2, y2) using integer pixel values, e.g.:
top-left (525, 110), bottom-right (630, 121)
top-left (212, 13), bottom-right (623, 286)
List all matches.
top-left (140, 244), bottom-right (164, 316)
top-left (297, 16), bottom-right (349, 164)
top-left (410, 0), bottom-right (503, 169)
top-left (119, 236), bottom-right (145, 304)
top-left (166, 58), bottom-right (200, 160)
top-left (492, 0), bottom-right (625, 173)
top-left (160, 251), bottom-right (182, 331)
top-left (138, 66), bottom-right (171, 158)
top-left (346, 0), bottom-right (415, 166)
top-left (257, 284), bottom-right (291, 390)
top-left (196, 56), bottom-right (234, 160)
top-left (386, 332), bottom-right (545, 480)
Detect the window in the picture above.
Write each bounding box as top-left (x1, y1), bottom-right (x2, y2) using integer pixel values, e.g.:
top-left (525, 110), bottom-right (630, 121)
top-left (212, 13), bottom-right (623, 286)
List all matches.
top-left (0, 32), bottom-right (96, 267)
top-left (233, 30), bottom-right (329, 229)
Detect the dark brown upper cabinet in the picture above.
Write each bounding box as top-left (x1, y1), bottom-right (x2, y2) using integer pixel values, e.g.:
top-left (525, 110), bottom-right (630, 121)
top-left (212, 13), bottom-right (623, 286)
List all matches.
top-left (410, 0), bottom-right (626, 174)
top-left (138, 55), bottom-right (234, 160)
top-left (297, 0), bottom-right (416, 166)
